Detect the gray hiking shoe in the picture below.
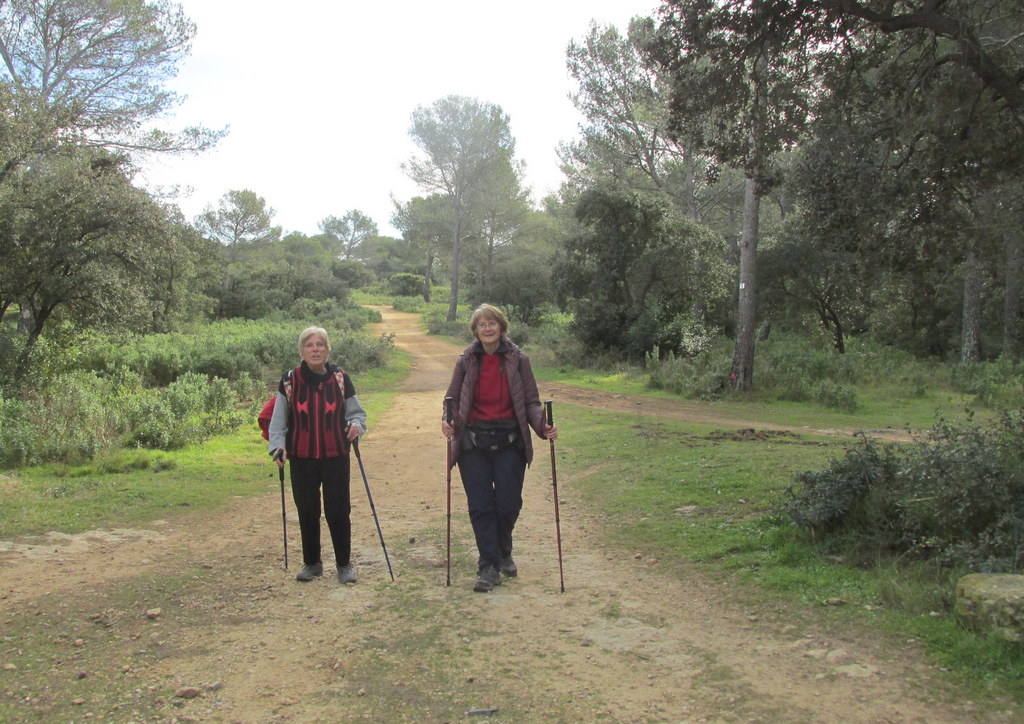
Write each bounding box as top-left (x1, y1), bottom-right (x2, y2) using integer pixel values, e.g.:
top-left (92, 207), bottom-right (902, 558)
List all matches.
top-left (296, 561), bottom-right (323, 582)
top-left (499, 556), bottom-right (518, 577)
top-left (473, 565), bottom-right (501, 593)
top-left (337, 563), bottom-right (357, 584)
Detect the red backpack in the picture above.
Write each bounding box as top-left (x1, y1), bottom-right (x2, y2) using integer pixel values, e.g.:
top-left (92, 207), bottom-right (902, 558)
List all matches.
top-left (257, 396), bottom-right (277, 440)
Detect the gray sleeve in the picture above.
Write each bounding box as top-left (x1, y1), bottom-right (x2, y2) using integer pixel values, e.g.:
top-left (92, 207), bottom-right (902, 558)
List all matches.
top-left (345, 395), bottom-right (368, 435)
top-left (267, 393), bottom-right (288, 453)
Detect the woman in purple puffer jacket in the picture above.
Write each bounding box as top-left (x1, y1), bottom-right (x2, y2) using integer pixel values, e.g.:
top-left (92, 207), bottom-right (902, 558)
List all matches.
top-left (441, 304), bottom-right (557, 592)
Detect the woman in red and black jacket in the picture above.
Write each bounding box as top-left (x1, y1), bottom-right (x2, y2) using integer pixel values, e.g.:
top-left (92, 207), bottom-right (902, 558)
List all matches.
top-left (441, 304), bottom-right (557, 592)
top-left (268, 326), bottom-right (367, 584)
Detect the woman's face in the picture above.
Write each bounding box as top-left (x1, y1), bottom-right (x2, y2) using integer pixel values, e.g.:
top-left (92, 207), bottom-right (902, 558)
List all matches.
top-left (475, 316), bottom-right (501, 346)
top-left (301, 334), bottom-right (329, 371)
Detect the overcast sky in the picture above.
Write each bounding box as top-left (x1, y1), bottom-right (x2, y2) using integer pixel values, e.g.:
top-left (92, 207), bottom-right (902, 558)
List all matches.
top-left (136, 1), bottom-right (659, 237)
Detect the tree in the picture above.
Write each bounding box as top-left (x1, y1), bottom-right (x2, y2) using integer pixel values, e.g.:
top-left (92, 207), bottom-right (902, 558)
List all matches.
top-left (470, 159), bottom-right (529, 301)
top-left (319, 210), bottom-right (378, 260)
top-left (403, 95), bottom-right (519, 321)
top-left (1005, 195), bottom-right (1024, 362)
top-left (194, 189), bottom-right (280, 259)
top-left (564, 19), bottom-right (710, 220)
top-left (553, 187), bottom-right (725, 359)
top-left (0, 147), bottom-right (171, 374)
top-left (140, 206), bottom-right (218, 331)
top-left (0, 0), bottom-right (221, 155)
top-left (356, 234), bottom-right (421, 280)
top-left (654, 0), bottom-right (819, 390)
top-left (782, 0), bottom-right (1024, 361)
top-left (816, 0), bottom-right (1024, 121)
top-left (391, 195), bottom-right (451, 302)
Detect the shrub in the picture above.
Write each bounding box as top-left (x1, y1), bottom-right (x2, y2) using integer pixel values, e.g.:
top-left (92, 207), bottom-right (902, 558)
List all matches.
top-left (388, 273), bottom-right (423, 297)
top-left (328, 331), bottom-right (394, 373)
top-left (391, 296), bottom-right (429, 313)
top-left (780, 437), bottom-right (898, 535)
top-left (0, 371), bottom-right (116, 467)
top-left (425, 308), bottom-right (472, 341)
top-left (951, 360), bottom-right (1023, 408)
top-left (780, 411), bottom-right (1024, 571)
top-left (813, 380), bottom-right (858, 412)
top-left (122, 373), bottom-right (249, 450)
top-left (645, 347), bottom-right (730, 400)
top-left (0, 396), bottom-right (34, 467)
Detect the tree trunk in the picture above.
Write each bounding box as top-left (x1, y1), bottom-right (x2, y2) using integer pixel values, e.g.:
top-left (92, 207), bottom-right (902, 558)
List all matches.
top-left (1004, 227), bottom-right (1023, 362)
top-left (447, 225), bottom-right (462, 323)
top-left (730, 53), bottom-right (766, 393)
top-left (730, 172), bottom-right (760, 391)
top-left (484, 235), bottom-right (495, 298)
top-left (960, 249), bottom-right (983, 363)
top-left (422, 252), bottom-right (434, 303)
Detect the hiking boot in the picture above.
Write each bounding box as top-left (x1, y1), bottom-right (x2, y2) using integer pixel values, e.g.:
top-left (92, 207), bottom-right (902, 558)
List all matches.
top-left (499, 556), bottom-right (518, 577)
top-left (473, 565), bottom-right (501, 593)
top-left (337, 563), bottom-right (357, 584)
top-left (295, 561), bottom-right (323, 582)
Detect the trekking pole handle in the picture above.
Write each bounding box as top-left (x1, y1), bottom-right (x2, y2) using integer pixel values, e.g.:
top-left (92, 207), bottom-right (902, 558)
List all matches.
top-left (545, 399), bottom-right (554, 426)
top-left (444, 396), bottom-right (453, 424)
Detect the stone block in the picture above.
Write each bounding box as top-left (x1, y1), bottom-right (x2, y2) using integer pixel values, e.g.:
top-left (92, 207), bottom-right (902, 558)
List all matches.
top-left (955, 573), bottom-right (1024, 643)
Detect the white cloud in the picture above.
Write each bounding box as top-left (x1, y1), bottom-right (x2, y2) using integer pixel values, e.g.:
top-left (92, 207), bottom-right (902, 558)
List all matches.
top-left (137, 0), bottom-right (658, 236)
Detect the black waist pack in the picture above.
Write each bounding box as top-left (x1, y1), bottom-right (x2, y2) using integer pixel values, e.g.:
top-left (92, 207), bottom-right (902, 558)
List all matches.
top-left (467, 419), bottom-right (520, 451)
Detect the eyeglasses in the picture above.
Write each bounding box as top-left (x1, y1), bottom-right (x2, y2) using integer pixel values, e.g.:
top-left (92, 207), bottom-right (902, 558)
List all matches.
top-left (476, 321), bottom-right (499, 330)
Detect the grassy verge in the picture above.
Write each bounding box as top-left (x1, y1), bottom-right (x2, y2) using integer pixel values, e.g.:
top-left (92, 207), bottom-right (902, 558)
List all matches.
top-left (557, 401), bottom-right (1024, 704)
top-left (533, 361), bottom-right (985, 432)
top-left (0, 350), bottom-right (411, 540)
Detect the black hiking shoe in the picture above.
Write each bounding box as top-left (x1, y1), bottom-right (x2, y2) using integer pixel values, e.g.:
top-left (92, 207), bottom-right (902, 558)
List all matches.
top-left (473, 565), bottom-right (501, 593)
top-left (499, 556), bottom-right (518, 577)
top-left (295, 561), bottom-right (323, 582)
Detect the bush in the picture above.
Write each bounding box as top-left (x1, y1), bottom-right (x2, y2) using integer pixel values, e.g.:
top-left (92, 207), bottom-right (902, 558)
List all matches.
top-left (0, 396), bottom-right (34, 467)
top-left (388, 273), bottom-right (423, 297)
top-left (329, 331), bottom-right (395, 373)
top-left (780, 411), bottom-right (1024, 571)
top-left (425, 308), bottom-right (472, 341)
top-left (813, 380), bottom-right (858, 412)
top-left (0, 371), bottom-right (117, 467)
top-left (645, 347), bottom-right (730, 400)
top-left (122, 373), bottom-right (249, 450)
top-left (951, 359), bottom-right (1023, 408)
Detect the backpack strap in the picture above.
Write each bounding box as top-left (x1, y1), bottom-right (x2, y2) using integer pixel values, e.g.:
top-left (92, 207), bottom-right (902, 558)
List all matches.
top-left (283, 368), bottom-right (294, 402)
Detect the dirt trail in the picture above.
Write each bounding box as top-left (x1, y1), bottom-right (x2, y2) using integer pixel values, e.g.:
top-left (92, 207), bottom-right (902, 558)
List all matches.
top-left (0, 308), bottom-right (1015, 723)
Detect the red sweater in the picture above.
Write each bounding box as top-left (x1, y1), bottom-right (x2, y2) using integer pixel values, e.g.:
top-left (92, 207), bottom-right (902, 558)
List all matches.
top-left (470, 353), bottom-right (513, 422)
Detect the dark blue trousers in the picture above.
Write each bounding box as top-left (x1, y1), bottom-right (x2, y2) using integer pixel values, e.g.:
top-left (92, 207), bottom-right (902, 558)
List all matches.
top-left (290, 455), bottom-right (351, 567)
top-left (457, 445), bottom-right (527, 571)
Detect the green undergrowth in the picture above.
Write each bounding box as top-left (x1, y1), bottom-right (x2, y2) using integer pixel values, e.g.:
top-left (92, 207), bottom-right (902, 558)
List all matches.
top-left (557, 403), bottom-right (1024, 704)
top-left (0, 351), bottom-right (409, 540)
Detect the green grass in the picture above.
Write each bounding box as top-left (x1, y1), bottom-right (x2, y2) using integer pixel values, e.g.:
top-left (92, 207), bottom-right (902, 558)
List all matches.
top-left (533, 361), bottom-right (984, 432)
top-left (557, 401), bottom-right (1024, 702)
top-left (0, 352), bottom-right (410, 539)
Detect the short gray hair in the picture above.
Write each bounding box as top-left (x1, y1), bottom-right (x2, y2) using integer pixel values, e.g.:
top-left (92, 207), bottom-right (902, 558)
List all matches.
top-left (298, 326), bottom-right (331, 356)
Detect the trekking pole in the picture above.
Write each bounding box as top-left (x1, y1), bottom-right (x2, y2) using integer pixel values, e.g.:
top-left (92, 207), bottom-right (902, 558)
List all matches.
top-left (444, 396), bottom-right (454, 587)
top-left (274, 449), bottom-right (288, 570)
top-left (352, 437), bottom-right (395, 582)
top-left (546, 400), bottom-right (565, 593)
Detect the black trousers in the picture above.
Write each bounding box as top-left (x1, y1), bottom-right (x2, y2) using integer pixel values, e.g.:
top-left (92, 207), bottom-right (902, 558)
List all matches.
top-left (290, 455), bottom-right (351, 568)
top-left (457, 445), bottom-right (527, 571)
